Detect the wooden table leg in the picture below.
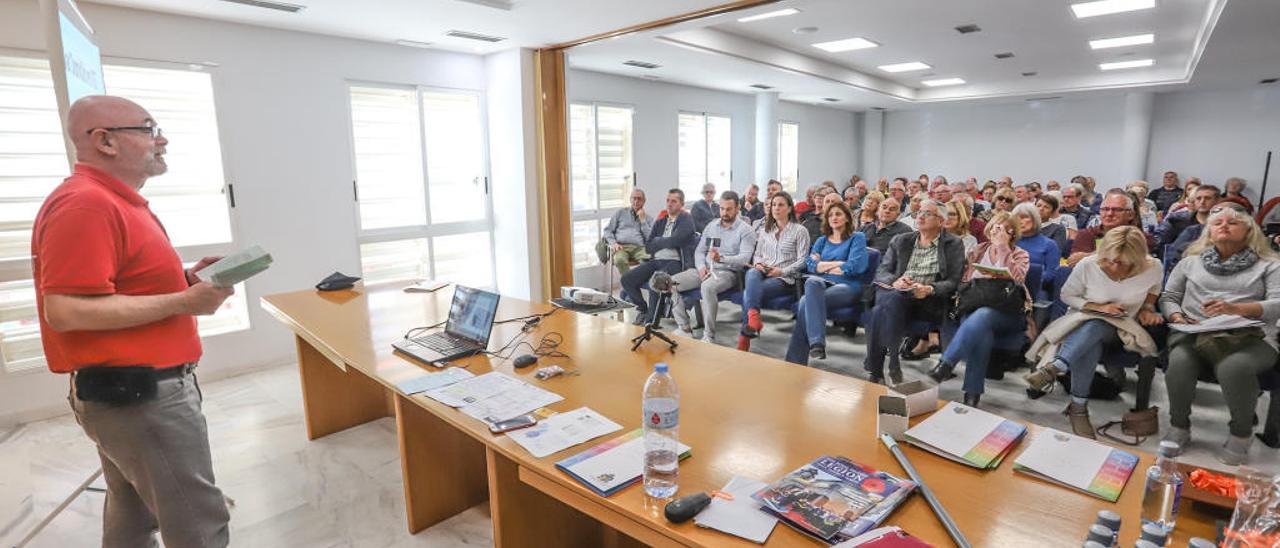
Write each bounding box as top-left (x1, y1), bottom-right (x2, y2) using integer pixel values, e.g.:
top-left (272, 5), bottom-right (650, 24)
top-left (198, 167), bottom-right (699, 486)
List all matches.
top-left (487, 447), bottom-right (612, 547)
top-left (295, 335), bottom-right (391, 440)
top-left (395, 395), bottom-right (489, 533)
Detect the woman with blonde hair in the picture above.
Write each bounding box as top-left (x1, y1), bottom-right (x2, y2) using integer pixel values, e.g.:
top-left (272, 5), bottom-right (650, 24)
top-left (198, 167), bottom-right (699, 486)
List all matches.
top-left (855, 191), bottom-right (884, 230)
top-left (979, 188), bottom-right (1015, 222)
top-left (944, 200), bottom-right (976, 253)
top-left (1161, 207), bottom-right (1280, 464)
top-left (1023, 226), bottom-right (1164, 437)
top-left (1126, 180), bottom-right (1159, 231)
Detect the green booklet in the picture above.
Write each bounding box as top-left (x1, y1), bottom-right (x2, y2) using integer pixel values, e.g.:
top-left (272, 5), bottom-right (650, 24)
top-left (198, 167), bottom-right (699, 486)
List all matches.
top-left (196, 245), bottom-right (273, 288)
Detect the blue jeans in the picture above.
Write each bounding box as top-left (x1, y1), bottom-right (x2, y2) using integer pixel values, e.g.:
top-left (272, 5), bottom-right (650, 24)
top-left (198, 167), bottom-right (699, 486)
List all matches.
top-left (619, 259), bottom-right (682, 317)
top-left (784, 279), bottom-right (859, 364)
top-left (940, 307), bottom-right (1026, 395)
top-left (864, 288), bottom-right (942, 377)
top-left (1054, 319), bottom-right (1120, 399)
top-left (741, 269), bottom-right (792, 330)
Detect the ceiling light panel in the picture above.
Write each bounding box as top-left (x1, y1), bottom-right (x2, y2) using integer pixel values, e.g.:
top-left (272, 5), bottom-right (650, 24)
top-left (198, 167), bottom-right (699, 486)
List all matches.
top-left (878, 62), bottom-right (931, 73)
top-left (1089, 33), bottom-right (1154, 49)
top-left (1099, 59), bottom-right (1154, 70)
top-left (737, 8), bottom-right (799, 23)
top-left (922, 78), bottom-right (965, 87)
top-left (812, 37), bottom-right (879, 52)
top-left (1070, 0), bottom-right (1155, 18)
top-left (218, 0), bottom-right (305, 12)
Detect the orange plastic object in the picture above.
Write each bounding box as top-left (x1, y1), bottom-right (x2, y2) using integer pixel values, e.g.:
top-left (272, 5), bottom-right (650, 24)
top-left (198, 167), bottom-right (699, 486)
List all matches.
top-left (1189, 468), bottom-right (1237, 498)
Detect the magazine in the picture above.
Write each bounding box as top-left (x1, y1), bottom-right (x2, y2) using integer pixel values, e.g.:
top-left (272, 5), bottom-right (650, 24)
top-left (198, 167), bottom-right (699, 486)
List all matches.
top-left (752, 456), bottom-right (916, 542)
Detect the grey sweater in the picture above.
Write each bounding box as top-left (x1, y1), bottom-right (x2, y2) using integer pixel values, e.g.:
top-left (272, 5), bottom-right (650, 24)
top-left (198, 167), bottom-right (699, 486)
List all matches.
top-left (602, 207), bottom-right (654, 246)
top-left (1160, 253), bottom-right (1280, 347)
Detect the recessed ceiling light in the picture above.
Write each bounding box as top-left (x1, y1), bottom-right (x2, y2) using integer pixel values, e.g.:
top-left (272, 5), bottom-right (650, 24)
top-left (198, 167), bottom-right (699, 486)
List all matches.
top-left (1100, 59), bottom-right (1153, 70)
top-left (622, 60), bottom-right (661, 69)
top-left (1021, 71), bottom-right (1039, 77)
top-left (878, 62), bottom-right (931, 73)
top-left (737, 8), bottom-right (800, 23)
top-left (395, 39), bottom-right (434, 49)
top-left (812, 37), bottom-right (879, 52)
top-left (793, 26), bottom-right (819, 35)
top-left (749, 84), bottom-right (775, 90)
top-left (1090, 33), bottom-right (1154, 49)
top-left (822, 97), bottom-right (840, 102)
top-left (922, 78), bottom-right (966, 87)
top-left (1070, 0), bottom-right (1155, 18)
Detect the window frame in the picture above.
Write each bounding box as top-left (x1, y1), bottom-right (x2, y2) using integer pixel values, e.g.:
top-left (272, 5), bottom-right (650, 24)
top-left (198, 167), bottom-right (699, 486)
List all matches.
top-left (568, 101), bottom-right (636, 273)
top-left (677, 110), bottom-right (731, 198)
top-left (777, 120), bottom-right (800, 193)
top-left (345, 80), bottom-right (497, 287)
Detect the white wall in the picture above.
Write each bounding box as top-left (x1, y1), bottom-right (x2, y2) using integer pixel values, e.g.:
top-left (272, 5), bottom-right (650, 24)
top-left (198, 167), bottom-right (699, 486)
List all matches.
top-left (486, 48), bottom-right (543, 302)
top-left (777, 102), bottom-right (858, 187)
top-left (0, 1), bottom-right (526, 422)
top-left (1147, 86), bottom-right (1280, 206)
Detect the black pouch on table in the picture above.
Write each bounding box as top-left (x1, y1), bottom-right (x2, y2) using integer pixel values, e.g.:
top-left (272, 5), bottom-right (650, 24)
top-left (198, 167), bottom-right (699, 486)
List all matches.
top-left (74, 366), bottom-right (159, 405)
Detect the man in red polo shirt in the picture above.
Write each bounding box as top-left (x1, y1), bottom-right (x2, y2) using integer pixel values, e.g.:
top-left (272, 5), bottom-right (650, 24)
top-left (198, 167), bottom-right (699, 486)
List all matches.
top-left (33, 95), bottom-right (234, 548)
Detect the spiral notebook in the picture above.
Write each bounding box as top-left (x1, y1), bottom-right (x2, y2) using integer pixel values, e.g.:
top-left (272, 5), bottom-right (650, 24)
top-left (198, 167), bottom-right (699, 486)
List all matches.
top-left (903, 402), bottom-right (1026, 469)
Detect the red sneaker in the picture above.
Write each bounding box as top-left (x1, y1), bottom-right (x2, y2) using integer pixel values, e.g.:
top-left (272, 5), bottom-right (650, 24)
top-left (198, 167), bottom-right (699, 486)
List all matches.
top-left (747, 309), bottom-right (763, 333)
top-left (737, 335), bottom-right (751, 351)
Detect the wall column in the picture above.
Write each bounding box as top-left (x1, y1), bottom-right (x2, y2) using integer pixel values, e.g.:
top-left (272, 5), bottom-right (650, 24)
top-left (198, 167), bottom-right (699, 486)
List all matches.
top-left (753, 91), bottom-right (779, 184)
top-left (1120, 91), bottom-right (1154, 184)
top-left (861, 109), bottom-right (884, 182)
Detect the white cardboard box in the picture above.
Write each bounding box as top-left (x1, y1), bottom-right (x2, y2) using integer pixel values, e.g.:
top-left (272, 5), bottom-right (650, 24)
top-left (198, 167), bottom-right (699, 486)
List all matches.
top-left (887, 380), bottom-right (939, 418)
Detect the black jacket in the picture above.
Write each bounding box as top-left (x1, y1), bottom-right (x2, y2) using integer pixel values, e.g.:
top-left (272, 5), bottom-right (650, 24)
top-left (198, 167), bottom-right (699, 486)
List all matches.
top-left (646, 212), bottom-right (698, 270)
top-left (875, 231), bottom-right (967, 298)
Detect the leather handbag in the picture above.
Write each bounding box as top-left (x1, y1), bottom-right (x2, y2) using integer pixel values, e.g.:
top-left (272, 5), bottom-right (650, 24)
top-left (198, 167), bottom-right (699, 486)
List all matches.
top-left (1097, 406), bottom-right (1160, 446)
top-left (952, 277), bottom-right (1025, 318)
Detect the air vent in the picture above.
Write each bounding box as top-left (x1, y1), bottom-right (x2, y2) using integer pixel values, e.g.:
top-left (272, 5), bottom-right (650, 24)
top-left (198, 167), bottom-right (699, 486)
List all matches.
top-left (455, 0), bottom-right (514, 10)
top-left (994, 52), bottom-right (1015, 59)
top-left (749, 84), bottom-right (774, 90)
top-left (822, 98), bottom-right (839, 102)
top-left (1262, 78), bottom-right (1280, 84)
top-left (395, 39), bottom-right (434, 49)
top-left (1026, 96), bottom-right (1062, 102)
top-left (444, 30), bottom-right (506, 43)
top-left (955, 24), bottom-right (981, 34)
top-left (1021, 71), bottom-right (1039, 77)
top-left (622, 60), bottom-right (661, 70)
top-left (871, 107), bottom-right (887, 111)
top-left (218, 0), bottom-right (305, 12)
top-left (642, 74), bottom-right (663, 80)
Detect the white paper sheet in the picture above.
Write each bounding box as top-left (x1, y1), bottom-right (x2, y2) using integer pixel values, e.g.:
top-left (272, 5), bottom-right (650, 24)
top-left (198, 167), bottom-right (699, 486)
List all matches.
top-left (394, 368), bottom-right (474, 395)
top-left (424, 372), bottom-right (523, 408)
top-left (460, 382), bottom-right (564, 423)
top-left (904, 402), bottom-right (1005, 459)
top-left (1168, 314), bottom-right (1264, 333)
top-left (694, 476), bottom-right (778, 544)
top-left (506, 407), bottom-right (622, 458)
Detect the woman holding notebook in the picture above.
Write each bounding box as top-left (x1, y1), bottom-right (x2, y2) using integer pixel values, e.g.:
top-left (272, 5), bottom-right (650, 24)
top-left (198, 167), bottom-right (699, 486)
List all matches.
top-left (1022, 226), bottom-right (1164, 439)
top-left (927, 212), bottom-right (1030, 408)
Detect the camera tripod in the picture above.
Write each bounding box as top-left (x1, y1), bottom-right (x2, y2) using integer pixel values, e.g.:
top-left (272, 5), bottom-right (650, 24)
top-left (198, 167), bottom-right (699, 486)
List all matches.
top-left (630, 292), bottom-right (677, 353)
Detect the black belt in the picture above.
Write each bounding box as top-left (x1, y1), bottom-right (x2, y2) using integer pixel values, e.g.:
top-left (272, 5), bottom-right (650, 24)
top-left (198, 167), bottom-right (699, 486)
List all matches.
top-left (155, 363), bottom-right (197, 380)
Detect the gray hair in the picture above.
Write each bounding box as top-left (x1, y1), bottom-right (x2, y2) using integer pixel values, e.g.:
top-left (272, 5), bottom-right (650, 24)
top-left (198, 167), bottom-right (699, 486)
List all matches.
top-left (1064, 183), bottom-right (1086, 197)
top-left (1185, 207), bottom-right (1277, 259)
top-left (920, 199), bottom-right (949, 222)
top-left (1225, 177), bottom-right (1246, 191)
top-left (1012, 202), bottom-right (1042, 233)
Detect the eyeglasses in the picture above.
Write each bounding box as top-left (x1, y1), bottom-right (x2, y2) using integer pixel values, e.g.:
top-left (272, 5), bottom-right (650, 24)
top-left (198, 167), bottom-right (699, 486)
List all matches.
top-left (1209, 205), bottom-right (1244, 215)
top-left (996, 197), bottom-right (1013, 203)
top-left (1098, 207), bottom-right (1130, 213)
top-left (86, 125), bottom-right (163, 139)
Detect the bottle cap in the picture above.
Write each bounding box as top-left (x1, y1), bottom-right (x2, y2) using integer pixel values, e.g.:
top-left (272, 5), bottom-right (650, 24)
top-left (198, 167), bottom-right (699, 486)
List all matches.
top-left (1095, 510), bottom-right (1121, 530)
top-left (1188, 538), bottom-right (1216, 548)
top-left (1157, 440), bottom-right (1180, 457)
top-left (1140, 522), bottom-right (1167, 542)
top-left (1135, 541), bottom-right (1159, 548)
top-left (655, 362), bottom-right (669, 373)
top-left (1085, 525), bottom-right (1112, 544)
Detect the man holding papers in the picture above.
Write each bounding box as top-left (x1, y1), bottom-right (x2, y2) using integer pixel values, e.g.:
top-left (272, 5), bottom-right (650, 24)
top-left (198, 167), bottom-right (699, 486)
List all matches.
top-left (1160, 206), bottom-right (1280, 465)
top-left (32, 96), bottom-right (233, 547)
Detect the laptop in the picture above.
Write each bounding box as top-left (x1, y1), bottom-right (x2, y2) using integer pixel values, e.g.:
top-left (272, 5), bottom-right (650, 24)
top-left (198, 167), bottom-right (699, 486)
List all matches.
top-left (392, 285), bottom-right (500, 366)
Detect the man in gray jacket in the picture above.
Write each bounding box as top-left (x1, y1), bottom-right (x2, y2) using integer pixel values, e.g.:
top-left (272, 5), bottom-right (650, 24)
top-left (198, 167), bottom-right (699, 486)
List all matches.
top-left (602, 189), bottom-right (654, 275)
top-left (659, 191), bottom-right (756, 343)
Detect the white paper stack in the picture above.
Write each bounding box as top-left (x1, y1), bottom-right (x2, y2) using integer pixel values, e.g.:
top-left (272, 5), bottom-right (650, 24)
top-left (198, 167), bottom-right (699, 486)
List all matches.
top-left (505, 407), bottom-right (622, 458)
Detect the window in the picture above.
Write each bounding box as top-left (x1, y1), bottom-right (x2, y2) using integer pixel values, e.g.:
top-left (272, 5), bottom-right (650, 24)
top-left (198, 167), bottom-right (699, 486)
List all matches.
top-left (0, 56), bottom-right (243, 374)
top-left (349, 84), bottom-right (494, 288)
top-left (569, 103), bottom-right (633, 278)
top-left (677, 112), bottom-right (731, 197)
top-left (778, 121), bottom-right (800, 193)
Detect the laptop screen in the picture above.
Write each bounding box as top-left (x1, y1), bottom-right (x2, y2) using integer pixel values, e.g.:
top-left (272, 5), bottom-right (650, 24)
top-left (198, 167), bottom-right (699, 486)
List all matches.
top-left (445, 286), bottom-right (500, 345)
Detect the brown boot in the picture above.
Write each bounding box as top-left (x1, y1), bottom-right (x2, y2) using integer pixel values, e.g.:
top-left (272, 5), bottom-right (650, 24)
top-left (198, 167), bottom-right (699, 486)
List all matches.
top-left (1064, 402), bottom-right (1095, 439)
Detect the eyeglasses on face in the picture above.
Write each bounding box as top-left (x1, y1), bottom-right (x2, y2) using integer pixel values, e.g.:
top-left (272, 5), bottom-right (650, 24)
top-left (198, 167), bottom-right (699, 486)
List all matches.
top-left (86, 125), bottom-right (163, 139)
top-left (1098, 207), bottom-right (1130, 213)
top-left (997, 197), bottom-right (1013, 203)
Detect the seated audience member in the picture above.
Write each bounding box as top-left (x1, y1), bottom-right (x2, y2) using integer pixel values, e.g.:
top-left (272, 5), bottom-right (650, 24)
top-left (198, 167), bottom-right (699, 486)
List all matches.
top-left (1014, 185), bottom-right (1031, 204)
top-left (752, 180), bottom-right (785, 227)
top-left (906, 180), bottom-right (924, 202)
top-left (691, 183), bottom-right (720, 232)
top-left (662, 191), bottom-right (757, 343)
top-left (932, 182), bottom-right (953, 204)
top-left (1023, 227), bottom-right (1163, 437)
top-left (1060, 183), bottom-right (1096, 231)
top-left (738, 192), bottom-right (810, 351)
top-left (845, 174), bottom-right (862, 192)
top-left (1127, 181), bottom-right (1159, 232)
top-left (742, 183), bottom-right (765, 223)
top-left (861, 197), bottom-right (911, 253)
top-left (888, 178), bottom-right (908, 207)
top-left (1047, 180), bottom-right (1061, 192)
top-left (876, 177), bottom-right (890, 195)
top-left (964, 177), bottom-right (980, 197)
top-left (843, 185), bottom-right (861, 212)
top-left (945, 200), bottom-right (977, 254)
top-left (958, 194), bottom-right (987, 243)
top-left (1013, 203), bottom-right (1060, 287)
top-left (1161, 208), bottom-right (1280, 465)
top-left (978, 182), bottom-right (996, 210)
top-left (855, 191), bottom-right (884, 230)
top-left (804, 191), bottom-right (842, 244)
top-left (1083, 176), bottom-right (1101, 213)
top-left (901, 191), bottom-right (928, 229)
top-left (1157, 185), bottom-right (1221, 254)
top-left (1224, 177), bottom-right (1253, 213)
top-left (927, 212), bottom-right (1031, 408)
top-left (621, 189), bottom-right (696, 324)
top-left (997, 176), bottom-right (1014, 189)
top-left (981, 188), bottom-right (1015, 222)
top-left (1027, 182), bottom-right (1042, 201)
top-left (602, 189), bottom-right (654, 275)
top-left (1167, 201), bottom-right (1250, 274)
top-left (785, 202), bottom-right (869, 364)
top-left (1167, 179), bottom-right (1201, 216)
top-left (1068, 190), bottom-right (1155, 267)
top-left (865, 200), bottom-right (966, 385)
top-left (1149, 171), bottom-right (1184, 214)
top-left (795, 185), bottom-right (817, 217)
top-left (1037, 194), bottom-right (1074, 252)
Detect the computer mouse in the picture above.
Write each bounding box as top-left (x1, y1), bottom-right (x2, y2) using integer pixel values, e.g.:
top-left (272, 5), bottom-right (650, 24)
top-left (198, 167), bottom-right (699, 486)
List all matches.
top-left (513, 354), bottom-right (538, 368)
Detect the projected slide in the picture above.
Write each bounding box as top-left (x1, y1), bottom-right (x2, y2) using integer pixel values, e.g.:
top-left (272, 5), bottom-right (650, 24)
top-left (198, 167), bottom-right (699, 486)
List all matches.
top-left (58, 10), bottom-right (103, 102)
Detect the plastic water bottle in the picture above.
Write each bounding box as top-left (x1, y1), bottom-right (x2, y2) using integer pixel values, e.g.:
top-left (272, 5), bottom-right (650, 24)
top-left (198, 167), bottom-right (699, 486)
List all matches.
top-left (643, 362), bottom-right (679, 498)
top-left (1140, 441), bottom-right (1183, 537)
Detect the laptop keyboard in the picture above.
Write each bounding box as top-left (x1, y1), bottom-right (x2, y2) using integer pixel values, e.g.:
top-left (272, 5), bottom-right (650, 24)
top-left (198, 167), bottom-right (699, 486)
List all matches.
top-left (412, 332), bottom-right (476, 355)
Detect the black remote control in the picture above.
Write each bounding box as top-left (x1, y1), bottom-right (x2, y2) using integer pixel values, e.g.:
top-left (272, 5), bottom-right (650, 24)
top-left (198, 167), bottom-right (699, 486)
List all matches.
top-left (663, 492), bottom-right (711, 524)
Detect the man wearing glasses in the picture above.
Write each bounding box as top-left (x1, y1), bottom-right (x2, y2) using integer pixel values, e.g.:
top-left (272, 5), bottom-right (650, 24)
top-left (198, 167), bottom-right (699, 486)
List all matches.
top-left (1060, 183), bottom-right (1096, 232)
top-left (32, 96), bottom-right (233, 547)
top-left (690, 182), bottom-right (721, 234)
top-left (1067, 189), bottom-right (1156, 267)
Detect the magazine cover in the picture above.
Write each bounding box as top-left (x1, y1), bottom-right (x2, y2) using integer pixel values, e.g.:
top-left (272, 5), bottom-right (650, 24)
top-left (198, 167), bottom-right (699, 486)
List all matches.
top-left (753, 456), bottom-right (915, 541)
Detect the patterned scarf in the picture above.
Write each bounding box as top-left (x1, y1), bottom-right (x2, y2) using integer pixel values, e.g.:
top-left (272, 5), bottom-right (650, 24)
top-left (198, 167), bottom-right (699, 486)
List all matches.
top-left (1200, 246), bottom-right (1258, 276)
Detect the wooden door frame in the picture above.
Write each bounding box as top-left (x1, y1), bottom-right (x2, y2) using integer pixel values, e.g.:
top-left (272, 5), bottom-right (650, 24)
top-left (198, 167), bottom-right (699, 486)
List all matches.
top-left (532, 0), bottom-right (780, 300)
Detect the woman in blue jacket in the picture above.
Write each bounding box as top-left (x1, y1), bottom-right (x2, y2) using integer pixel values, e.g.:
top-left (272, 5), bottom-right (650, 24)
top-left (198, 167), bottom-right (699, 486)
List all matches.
top-left (785, 199), bottom-right (869, 364)
top-left (1013, 203), bottom-right (1060, 299)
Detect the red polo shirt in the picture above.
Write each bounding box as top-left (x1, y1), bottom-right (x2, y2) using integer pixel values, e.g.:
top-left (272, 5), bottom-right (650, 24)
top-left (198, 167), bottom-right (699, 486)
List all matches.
top-left (31, 164), bottom-right (201, 373)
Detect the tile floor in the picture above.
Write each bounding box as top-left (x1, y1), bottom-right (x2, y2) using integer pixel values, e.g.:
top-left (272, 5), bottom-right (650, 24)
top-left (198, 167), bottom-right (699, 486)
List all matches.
top-left (1, 304), bottom-right (1275, 547)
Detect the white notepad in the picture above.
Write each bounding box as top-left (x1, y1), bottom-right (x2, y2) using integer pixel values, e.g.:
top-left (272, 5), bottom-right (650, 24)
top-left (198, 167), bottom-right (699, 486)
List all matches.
top-left (695, 476), bottom-right (778, 544)
top-left (506, 407), bottom-right (622, 458)
top-left (1013, 429), bottom-right (1138, 502)
top-left (904, 402), bottom-right (1025, 469)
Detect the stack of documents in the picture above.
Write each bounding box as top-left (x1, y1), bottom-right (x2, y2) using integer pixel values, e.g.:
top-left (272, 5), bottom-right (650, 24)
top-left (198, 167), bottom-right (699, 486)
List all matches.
top-left (197, 245), bottom-right (273, 288)
top-left (556, 429), bottom-right (691, 497)
top-left (1013, 429), bottom-right (1139, 502)
top-left (423, 372), bottom-right (563, 423)
top-left (904, 402), bottom-right (1026, 469)
top-left (1168, 314), bottom-right (1264, 334)
top-left (394, 368), bottom-right (473, 395)
top-left (505, 407), bottom-right (621, 458)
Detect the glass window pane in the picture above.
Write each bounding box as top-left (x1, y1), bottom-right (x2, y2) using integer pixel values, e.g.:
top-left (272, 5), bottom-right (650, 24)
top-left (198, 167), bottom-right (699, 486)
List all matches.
top-left (432, 232), bottom-right (493, 288)
top-left (423, 91), bottom-right (486, 224)
top-left (0, 279), bottom-right (44, 373)
top-left (677, 113), bottom-right (706, 198)
top-left (360, 238), bottom-right (430, 286)
top-left (778, 122), bottom-right (800, 193)
top-left (572, 219), bottom-right (601, 270)
top-left (595, 105), bottom-right (633, 211)
top-left (350, 86), bottom-right (426, 230)
top-left (707, 115), bottom-right (732, 188)
top-left (0, 56), bottom-right (67, 263)
top-left (569, 103), bottom-right (597, 212)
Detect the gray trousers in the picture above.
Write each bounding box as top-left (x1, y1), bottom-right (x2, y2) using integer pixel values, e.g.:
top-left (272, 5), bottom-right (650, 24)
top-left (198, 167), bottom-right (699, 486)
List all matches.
top-left (1165, 333), bottom-right (1278, 438)
top-left (70, 367), bottom-right (230, 548)
top-left (668, 268), bottom-right (737, 339)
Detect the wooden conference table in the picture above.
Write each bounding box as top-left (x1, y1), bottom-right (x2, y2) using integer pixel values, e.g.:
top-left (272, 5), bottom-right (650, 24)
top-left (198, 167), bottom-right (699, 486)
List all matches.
top-left (260, 283), bottom-right (1217, 547)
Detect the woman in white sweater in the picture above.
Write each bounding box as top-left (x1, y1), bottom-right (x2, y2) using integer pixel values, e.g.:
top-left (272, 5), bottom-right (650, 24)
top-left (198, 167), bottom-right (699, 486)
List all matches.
top-left (1023, 226), bottom-right (1164, 438)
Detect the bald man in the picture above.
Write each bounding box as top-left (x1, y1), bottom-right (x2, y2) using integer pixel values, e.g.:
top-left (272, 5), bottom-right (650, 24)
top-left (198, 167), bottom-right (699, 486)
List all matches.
top-left (32, 96), bottom-right (232, 548)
